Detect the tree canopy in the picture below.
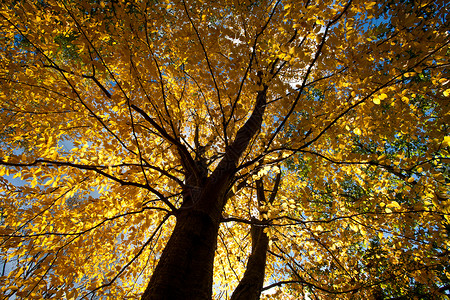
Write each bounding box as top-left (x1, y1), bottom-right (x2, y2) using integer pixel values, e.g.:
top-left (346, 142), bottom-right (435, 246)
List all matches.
top-left (0, 0), bottom-right (449, 299)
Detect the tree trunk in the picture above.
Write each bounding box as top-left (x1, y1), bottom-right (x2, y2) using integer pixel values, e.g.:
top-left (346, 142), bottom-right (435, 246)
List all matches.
top-left (142, 171), bottom-right (230, 300)
top-left (231, 174), bottom-right (280, 300)
top-left (141, 86), bottom-right (268, 299)
top-left (230, 221), bottom-right (269, 300)
top-left (141, 208), bottom-right (220, 300)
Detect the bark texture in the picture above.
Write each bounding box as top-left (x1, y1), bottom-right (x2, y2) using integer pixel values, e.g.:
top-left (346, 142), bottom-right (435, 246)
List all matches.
top-left (142, 209), bottom-right (220, 300)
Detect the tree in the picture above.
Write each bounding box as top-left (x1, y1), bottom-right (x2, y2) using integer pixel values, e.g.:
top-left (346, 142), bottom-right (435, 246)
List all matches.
top-left (0, 0), bottom-right (449, 299)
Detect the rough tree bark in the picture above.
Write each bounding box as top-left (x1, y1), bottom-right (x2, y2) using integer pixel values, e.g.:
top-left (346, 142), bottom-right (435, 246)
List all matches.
top-left (141, 85), bottom-right (268, 300)
top-left (142, 206), bottom-right (223, 299)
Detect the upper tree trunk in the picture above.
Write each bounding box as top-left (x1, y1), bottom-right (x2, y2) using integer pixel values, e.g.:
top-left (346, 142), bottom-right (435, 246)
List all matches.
top-left (230, 221), bottom-right (269, 300)
top-left (230, 174), bottom-right (279, 300)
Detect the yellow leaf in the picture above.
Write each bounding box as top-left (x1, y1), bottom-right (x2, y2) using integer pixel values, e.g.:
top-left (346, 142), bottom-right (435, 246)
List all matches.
top-left (30, 178), bottom-right (38, 188)
top-left (443, 136), bottom-right (450, 147)
top-left (373, 97), bottom-right (380, 105)
top-left (349, 223), bottom-right (359, 232)
top-left (52, 178), bottom-right (59, 188)
top-left (354, 128), bottom-right (362, 135)
top-left (387, 201), bottom-right (401, 209)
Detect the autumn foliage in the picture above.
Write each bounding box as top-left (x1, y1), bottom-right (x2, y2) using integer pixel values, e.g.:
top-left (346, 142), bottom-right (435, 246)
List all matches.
top-left (0, 0), bottom-right (449, 299)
